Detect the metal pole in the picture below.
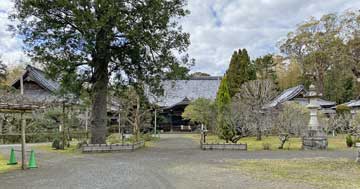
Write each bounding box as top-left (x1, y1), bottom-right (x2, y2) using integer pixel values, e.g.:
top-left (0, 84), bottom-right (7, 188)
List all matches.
top-left (21, 112), bottom-right (26, 170)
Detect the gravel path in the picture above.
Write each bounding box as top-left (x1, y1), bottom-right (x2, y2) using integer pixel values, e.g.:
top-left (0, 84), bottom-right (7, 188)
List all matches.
top-left (0, 134), bottom-right (357, 189)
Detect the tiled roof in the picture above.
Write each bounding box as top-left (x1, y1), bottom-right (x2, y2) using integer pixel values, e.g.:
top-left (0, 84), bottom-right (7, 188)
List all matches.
top-left (295, 98), bottom-right (337, 107)
top-left (263, 85), bottom-right (336, 109)
top-left (342, 100), bottom-right (360, 107)
top-left (147, 77), bottom-right (221, 107)
top-left (12, 65), bottom-right (60, 92)
top-left (263, 85), bottom-right (305, 109)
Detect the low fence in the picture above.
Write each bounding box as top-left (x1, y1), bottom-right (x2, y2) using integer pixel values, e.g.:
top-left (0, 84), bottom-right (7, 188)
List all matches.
top-left (82, 141), bottom-right (145, 153)
top-left (302, 137), bottom-right (328, 150)
top-left (201, 142), bottom-right (247, 151)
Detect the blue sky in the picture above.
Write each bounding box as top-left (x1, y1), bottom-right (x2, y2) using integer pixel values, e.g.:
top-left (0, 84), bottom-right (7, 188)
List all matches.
top-left (1, 0), bottom-right (360, 75)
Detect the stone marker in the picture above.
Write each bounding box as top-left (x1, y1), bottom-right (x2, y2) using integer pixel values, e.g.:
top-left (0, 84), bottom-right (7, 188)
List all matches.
top-left (302, 84), bottom-right (328, 150)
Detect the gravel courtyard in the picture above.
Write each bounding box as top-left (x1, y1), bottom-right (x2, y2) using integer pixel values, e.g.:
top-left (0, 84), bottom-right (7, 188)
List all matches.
top-left (0, 134), bottom-right (358, 189)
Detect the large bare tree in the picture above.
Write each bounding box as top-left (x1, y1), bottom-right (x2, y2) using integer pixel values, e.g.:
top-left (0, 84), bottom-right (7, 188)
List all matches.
top-left (237, 79), bottom-right (277, 140)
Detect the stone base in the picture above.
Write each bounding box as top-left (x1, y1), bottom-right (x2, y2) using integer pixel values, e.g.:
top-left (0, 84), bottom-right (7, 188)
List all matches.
top-left (302, 136), bottom-right (328, 150)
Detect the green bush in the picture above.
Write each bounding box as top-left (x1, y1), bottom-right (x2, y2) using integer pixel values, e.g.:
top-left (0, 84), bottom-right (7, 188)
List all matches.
top-left (262, 142), bottom-right (271, 150)
top-left (52, 138), bottom-right (61, 149)
top-left (142, 133), bottom-right (155, 141)
top-left (52, 137), bottom-right (69, 150)
top-left (346, 135), bottom-right (353, 147)
top-left (77, 140), bottom-right (88, 149)
top-left (106, 133), bottom-right (121, 144)
top-left (336, 105), bottom-right (351, 115)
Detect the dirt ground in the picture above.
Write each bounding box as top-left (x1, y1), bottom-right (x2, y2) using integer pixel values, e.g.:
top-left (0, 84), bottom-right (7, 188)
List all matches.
top-left (0, 134), bottom-right (358, 189)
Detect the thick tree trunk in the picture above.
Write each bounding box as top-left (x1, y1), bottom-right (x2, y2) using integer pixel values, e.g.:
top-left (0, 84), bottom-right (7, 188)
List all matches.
top-left (134, 94), bottom-right (141, 142)
top-left (90, 60), bottom-right (109, 144)
top-left (256, 126), bottom-right (262, 141)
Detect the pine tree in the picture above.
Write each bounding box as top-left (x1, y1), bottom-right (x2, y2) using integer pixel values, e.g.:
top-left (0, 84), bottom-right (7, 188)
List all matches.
top-left (254, 54), bottom-right (277, 81)
top-left (226, 49), bottom-right (256, 98)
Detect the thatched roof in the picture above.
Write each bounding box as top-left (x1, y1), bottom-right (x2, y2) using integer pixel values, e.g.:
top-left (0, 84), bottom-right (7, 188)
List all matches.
top-left (0, 89), bottom-right (42, 112)
top-left (147, 76), bottom-right (221, 107)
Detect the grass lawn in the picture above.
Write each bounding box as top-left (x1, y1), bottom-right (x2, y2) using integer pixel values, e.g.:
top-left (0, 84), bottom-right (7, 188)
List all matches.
top-left (184, 134), bottom-right (349, 151)
top-left (33, 142), bottom-right (80, 154)
top-left (144, 137), bottom-right (160, 148)
top-left (228, 158), bottom-right (360, 188)
top-left (0, 154), bottom-right (20, 173)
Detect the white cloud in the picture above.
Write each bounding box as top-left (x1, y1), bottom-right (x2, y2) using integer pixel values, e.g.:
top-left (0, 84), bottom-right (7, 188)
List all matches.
top-left (181, 0), bottom-right (360, 75)
top-left (0, 0), bottom-right (28, 67)
top-left (0, 0), bottom-right (360, 75)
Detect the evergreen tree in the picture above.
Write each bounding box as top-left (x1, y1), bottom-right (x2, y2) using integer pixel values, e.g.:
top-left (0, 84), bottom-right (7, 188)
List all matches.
top-left (215, 75), bottom-right (233, 142)
top-left (226, 49), bottom-right (256, 98)
top-left (11, 0), bottom-right (191, 144)
top-left (254, 54), bottom-right (277, 82)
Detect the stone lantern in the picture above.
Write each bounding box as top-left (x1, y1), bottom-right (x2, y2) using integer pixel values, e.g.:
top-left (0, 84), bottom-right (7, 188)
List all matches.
top-left (302, 84), bottom-right (328, 150)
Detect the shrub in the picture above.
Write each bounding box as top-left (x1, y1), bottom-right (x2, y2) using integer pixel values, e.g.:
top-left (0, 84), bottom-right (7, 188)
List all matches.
top-left (262, 142), bottom-right (271, 150)
top-left (346, 135), bottom-right (353, 147)
top-left (52, 138), bottom-right (62, 149)
top-left (106, 133), bottom-right (121, 144)
top-left (142, 133), bottom-right (155, 141)
top-left (336, 105), bottom-right (351, 115)
top-left (77, 140), bottom-right (88, 149)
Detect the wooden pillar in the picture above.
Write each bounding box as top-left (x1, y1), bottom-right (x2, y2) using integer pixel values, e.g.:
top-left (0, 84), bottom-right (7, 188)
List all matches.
top-left (154, 109), bottom-right (157, 136)
top-left (118, 111), bottom-right (121, 137)
top-left (62, 102), bottom-right (66, 149)
top-left (21, 112), bottom-right (26, 170)
top-left (85, 107), bottom-right (89, 132)
top-left (20, 73), bottom-right (26, 170)
top-left (20, 73), bottom-right (24, 95)
top-left (0, 113), bottom-right (3, 144)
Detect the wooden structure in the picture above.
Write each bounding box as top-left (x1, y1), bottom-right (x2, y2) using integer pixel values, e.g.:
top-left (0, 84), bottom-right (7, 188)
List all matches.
top-left (11, 65), bottom-right (60, 102)
top-left (147, 76), bottom-right (221, 132)
top-left (161, 97), bottom-right (193, 132)
top-left (0, 92), bottom-right (41, 169)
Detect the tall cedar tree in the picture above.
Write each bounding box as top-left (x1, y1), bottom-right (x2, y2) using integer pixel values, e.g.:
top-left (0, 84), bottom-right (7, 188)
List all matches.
top-left (226, 49), bottom-right (256, 97)
top-left (215, 75), bottom-right (233, 142)
top-left (11, 0), bottom-right (191, 143)
top-left (254, 54), bottom-right (277, 82)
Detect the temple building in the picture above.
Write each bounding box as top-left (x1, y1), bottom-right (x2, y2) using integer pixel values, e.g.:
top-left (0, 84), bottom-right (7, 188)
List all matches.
top-left (11, 65), bottom-right (60, 102)
top-left (148, 76), bottom-right (221, 132)
top-left (263, 85), bottom-right (336, 115)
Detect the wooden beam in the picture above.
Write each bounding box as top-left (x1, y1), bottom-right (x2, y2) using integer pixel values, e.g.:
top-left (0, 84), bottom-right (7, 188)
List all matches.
top-left (0, 109), bottom-right (32, 113)
top-left (20, 73), bottom-right (24, 95)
